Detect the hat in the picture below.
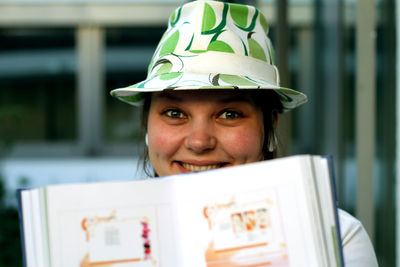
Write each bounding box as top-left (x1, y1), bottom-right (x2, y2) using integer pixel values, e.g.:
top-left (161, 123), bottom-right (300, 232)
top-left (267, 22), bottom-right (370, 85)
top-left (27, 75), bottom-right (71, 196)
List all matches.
top-left (110, 0), bottom-right (307, 111)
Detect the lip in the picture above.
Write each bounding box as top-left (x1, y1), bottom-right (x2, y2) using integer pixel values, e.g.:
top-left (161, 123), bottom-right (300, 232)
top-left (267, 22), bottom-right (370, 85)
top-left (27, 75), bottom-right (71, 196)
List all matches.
top-left (174, 160), bottom-right (231, 173)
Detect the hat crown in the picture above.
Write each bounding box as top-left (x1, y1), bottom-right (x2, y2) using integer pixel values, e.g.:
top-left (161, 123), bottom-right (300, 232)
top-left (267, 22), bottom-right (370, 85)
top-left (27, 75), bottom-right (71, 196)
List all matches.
top-left (110, 0), bottom-right (308, 112)
top-left (147, 0), bottom-right (275, 78)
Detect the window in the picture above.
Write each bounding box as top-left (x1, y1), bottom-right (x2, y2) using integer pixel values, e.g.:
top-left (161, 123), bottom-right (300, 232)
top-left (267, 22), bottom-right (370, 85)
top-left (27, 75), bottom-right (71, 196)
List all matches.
top-left (0, 28), bottom-right (76, 143)
top-left (105, 27), bottom-right (165, 143)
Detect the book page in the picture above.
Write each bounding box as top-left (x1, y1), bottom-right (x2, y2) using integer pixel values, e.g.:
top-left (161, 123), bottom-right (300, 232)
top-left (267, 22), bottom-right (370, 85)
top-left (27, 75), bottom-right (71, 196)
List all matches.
top-left (59, 206), bottom-right (158, 266)
top-left (44, 179), bottom-right (182, 267)
top-left (37, 155), bottom-right (337, 267)
top-left (202, 190), bottom-right (288, 267)
top-left (171, 156), bottom-right (325, 267)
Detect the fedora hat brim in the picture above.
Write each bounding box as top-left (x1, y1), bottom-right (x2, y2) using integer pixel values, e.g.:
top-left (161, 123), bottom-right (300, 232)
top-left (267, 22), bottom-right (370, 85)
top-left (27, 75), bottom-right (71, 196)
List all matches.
top-left (110, 71), bottom-right (307, 112)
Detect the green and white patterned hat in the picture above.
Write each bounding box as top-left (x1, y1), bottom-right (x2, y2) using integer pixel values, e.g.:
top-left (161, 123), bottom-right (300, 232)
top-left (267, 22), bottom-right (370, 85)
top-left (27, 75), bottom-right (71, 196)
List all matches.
top-left (110, 0), bottom-right (307, 111)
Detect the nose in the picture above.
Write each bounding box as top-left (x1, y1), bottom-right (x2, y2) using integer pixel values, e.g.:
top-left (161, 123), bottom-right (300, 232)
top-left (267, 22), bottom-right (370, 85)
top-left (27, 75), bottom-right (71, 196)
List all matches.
top-left (184, 119), bottom-right (217, 154)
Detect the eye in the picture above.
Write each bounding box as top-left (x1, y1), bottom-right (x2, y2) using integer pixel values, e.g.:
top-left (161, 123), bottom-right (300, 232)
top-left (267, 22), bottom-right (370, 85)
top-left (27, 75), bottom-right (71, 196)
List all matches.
top-left (219, 110), bottom-right (243, 120)
top-left (164, 109), bottom-right (185, 119)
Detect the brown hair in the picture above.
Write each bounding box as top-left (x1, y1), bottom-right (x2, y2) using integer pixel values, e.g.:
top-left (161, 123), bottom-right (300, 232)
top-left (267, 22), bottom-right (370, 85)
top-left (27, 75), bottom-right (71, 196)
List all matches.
top-left (138, 90), bottom-right (283, 177)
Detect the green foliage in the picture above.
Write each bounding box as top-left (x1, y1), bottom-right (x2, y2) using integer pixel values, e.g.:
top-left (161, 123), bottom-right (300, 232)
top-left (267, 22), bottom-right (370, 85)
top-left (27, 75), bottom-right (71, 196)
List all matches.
top-left (0, 174), bottom-right (22, 266)
top-left (0, 105), bottom-right (24, 148)
top-left (0, 107), bottom-right (23, 266)
top-left (0, 205), bottom-right (23, 267)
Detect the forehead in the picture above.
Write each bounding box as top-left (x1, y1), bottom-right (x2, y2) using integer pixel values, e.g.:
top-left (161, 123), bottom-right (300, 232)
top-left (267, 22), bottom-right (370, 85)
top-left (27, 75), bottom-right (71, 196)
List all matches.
top-left (151, 90), bottom-right (257, 104)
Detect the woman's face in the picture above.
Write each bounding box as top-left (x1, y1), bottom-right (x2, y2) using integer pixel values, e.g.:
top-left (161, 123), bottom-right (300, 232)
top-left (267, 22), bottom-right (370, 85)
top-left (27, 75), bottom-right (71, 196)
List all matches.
top-left (147, 90), bottom-right (265, 177)
top-left (147, 90), bottom-right (264, 176)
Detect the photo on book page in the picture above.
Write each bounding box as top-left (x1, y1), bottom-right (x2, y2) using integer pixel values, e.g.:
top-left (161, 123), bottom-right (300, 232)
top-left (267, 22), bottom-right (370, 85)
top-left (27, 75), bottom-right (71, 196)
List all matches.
top-left (57, 206), bottom-right (159, 267)
top-left (202, 189), bottom-right (288, 267)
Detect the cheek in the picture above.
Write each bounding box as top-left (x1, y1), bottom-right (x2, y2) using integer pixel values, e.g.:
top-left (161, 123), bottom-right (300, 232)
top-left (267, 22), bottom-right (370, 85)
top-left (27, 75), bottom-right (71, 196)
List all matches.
top-left (221, 124), bottom-right (264, 160)
top-left (147, 117), bottom-right (182, 158)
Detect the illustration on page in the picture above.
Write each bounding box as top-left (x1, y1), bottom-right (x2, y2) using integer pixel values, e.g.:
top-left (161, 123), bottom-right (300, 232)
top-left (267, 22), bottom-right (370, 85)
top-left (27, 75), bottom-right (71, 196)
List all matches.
top-left (202, 190), bottom-right (289, 267)
top-left (57, 207), bottom-right (159, 267)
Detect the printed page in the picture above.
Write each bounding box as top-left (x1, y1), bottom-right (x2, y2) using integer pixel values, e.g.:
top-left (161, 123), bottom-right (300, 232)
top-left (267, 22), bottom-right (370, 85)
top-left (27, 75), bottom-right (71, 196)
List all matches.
top-left (202, 190), bottom-right (288, 267)
top-left (39, 155), bottom-right (336, 267)
top-left (172, 156), bottom-right (326, 267)
top-left (59, 206), bottom-right (158, 266)
top-left (44, 178), bottom-right (182, 267)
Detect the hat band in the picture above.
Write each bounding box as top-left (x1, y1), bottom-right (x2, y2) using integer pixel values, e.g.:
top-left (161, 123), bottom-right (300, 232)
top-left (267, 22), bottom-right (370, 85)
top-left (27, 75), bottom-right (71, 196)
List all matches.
top-left (150, 51), bottom-right (280, 86)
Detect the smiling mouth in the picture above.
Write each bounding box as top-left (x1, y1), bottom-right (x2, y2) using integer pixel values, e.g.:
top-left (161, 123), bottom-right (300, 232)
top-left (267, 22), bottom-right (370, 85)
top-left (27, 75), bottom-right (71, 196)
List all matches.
top-left (179, 162), bottom-right (228, 172)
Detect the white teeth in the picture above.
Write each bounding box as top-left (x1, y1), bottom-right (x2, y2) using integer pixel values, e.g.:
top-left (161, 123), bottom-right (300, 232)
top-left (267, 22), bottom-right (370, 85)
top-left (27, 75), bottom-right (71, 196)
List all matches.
top-left (182, 163), bottom-right (220, 172)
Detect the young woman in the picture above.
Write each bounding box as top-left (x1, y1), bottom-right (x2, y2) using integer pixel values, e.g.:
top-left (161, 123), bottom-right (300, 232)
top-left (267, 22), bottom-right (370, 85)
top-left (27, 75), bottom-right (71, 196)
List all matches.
top-left (111, 1), bottom-right (378, 266)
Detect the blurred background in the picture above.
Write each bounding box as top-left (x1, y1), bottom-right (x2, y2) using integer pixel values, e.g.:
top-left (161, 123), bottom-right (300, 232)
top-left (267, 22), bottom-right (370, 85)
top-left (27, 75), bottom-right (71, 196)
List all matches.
top-left (0, 0), bottom-right (396, 266)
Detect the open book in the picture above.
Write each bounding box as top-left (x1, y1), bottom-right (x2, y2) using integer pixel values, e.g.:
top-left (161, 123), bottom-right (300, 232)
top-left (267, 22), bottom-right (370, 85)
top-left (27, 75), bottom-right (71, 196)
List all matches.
top-left (18, 155), bottom-right (344, 267)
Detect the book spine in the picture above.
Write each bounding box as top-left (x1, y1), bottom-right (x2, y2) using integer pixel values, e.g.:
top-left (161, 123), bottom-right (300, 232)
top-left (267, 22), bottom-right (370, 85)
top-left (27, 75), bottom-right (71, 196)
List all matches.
top-left (324, 155), bottom-right (345, 267)
top-left (17, 188), bottom-right (28, 267)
